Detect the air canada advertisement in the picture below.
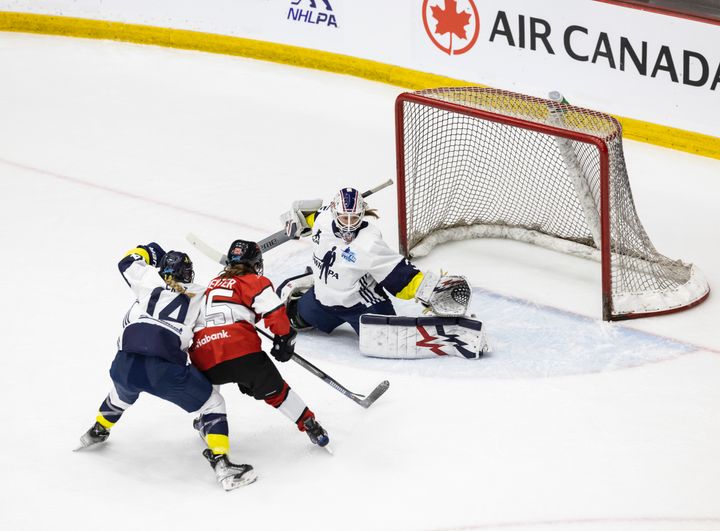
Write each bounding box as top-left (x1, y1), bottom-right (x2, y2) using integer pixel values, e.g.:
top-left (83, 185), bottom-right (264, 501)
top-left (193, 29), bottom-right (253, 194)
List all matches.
top-left (423, 1), bottom-right (719, 91)
top-left (416, 0), bottom-right (719, 135)
top-left (1, 0), bottom-right (717, 135)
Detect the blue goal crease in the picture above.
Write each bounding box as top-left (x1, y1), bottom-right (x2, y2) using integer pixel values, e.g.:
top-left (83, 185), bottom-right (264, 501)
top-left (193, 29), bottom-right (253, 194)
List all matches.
top-left (265, 249), bottom-right (698, 378)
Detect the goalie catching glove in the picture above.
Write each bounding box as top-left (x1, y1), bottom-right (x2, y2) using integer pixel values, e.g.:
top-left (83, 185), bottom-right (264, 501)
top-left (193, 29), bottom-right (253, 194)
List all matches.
top-left (280, 199), bottom-right (323, 239)
top-left (415, 271), bottom-right (472, 317)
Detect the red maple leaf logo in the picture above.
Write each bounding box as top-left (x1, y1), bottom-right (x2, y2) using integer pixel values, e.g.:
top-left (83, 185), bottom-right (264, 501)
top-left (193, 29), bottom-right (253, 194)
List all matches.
top-left (431, 0), bottom-right (472, 41)
top-left (423, 0), bottom-right (480, 56)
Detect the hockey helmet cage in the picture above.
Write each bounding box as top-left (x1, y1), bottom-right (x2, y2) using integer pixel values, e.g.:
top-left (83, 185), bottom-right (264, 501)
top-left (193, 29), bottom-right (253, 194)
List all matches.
top-left (331, 187), bottom-right (366, 236)
top-left (226, 239), bottom-right (264, 275)
top-left (158, 251), bottom-right (195, 283)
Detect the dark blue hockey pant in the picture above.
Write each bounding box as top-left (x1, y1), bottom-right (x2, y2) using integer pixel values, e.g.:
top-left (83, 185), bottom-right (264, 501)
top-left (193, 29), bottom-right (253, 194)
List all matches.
top-left (297, 287), bottom-right (396, 334)
top-left (109, 350), bottom-right (212, 413)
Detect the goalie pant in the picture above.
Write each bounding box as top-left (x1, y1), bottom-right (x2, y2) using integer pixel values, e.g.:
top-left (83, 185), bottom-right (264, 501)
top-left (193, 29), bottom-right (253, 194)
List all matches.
top-left (190, 272), bottom-right (322, 435)
top-left (295, 206), bottom-right (425, 334)
top-left (87, 247), bottom-right (233, 457)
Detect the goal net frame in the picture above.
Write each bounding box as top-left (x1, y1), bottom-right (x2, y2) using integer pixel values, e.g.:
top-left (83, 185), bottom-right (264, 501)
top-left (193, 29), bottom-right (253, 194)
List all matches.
top-left (395, 87), bottom-right (709, 321)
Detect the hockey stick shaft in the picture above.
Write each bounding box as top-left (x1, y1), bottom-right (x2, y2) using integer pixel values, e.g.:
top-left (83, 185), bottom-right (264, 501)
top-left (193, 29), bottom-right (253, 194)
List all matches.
top-left (188, 179), bottom-right (394, 264)
top-left (360, 178), bottom-right (394, 198)
top-left (255, 327), bottom-right (389, 409)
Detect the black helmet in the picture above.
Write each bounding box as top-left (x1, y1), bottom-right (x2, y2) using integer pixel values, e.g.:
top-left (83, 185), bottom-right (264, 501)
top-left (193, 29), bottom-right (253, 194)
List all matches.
top-left (226, 239), bottom-right (263, 275)
top-left (158, 251), bottom-right (195, 283)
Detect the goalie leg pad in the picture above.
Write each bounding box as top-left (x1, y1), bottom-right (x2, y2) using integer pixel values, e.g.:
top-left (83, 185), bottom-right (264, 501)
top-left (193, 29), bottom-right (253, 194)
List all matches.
top-left (359, 314), bottom-right (488, 360)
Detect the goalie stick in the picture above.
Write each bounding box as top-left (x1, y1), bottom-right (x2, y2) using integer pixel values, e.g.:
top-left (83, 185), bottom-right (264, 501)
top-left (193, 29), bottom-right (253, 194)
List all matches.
top-left (255, 327), bottom-right (390, 409)
top-left (187, 178), bottom-right (394, 265)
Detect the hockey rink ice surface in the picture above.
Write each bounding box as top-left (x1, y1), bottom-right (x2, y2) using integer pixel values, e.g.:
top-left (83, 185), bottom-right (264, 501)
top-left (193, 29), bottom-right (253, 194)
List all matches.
top-left (1, 33), bottom-right (719, 531)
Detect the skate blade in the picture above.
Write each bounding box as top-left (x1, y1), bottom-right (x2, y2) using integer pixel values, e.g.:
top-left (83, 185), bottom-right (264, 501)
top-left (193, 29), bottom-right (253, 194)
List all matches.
top-left (322, 444), bottom-right (334, 455)
top-left (220, 469), bottom-right (258, 491)
top-left (73, 438), bottom-right (106, 452)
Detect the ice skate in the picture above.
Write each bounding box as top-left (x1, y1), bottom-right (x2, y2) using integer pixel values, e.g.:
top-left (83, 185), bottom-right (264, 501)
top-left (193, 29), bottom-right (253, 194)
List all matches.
top-left (74, 421), bottom-right (110, 451)
top-left (202, 449), bottom-right (257, 491)
top-left (303, 417), bottom-right (329, 448)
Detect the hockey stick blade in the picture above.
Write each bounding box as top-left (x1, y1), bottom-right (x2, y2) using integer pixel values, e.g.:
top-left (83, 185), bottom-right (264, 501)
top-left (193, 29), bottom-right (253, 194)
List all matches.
top-left (255, 326), bottom-right (389, 408)
top-left (357, 380), bottom-right (390, 408)
top-left (186, 232), bottom-right (226, 264)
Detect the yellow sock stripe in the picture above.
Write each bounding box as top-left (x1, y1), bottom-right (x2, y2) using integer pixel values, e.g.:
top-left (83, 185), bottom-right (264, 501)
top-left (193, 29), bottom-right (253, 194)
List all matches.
top-left (205, 434), bottom-right (230, 456)
top-left (96, 414), bottom-right (115, 429)
top-left (395, 272), bottom-right (425, 300)
top-left (125, 247), bottom-right (150, 264)
top-left (0, 12), bottom-right (718, 160)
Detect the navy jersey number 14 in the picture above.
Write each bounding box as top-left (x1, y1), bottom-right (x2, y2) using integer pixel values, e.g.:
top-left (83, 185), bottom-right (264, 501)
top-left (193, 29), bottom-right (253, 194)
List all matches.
top-left (146, 287), bottom-right (190, 323)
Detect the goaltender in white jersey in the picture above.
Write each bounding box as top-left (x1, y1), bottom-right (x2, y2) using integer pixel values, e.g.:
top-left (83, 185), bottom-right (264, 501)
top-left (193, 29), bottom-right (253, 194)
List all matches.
top-left (311, 205), bottom-right (419, 309)
top-left (278, 187), bottom-right (488, 360)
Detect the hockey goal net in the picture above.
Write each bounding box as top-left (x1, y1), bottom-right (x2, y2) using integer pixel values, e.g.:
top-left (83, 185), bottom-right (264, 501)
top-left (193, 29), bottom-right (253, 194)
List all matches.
top-left (395, 87), bottom-right (709, 320)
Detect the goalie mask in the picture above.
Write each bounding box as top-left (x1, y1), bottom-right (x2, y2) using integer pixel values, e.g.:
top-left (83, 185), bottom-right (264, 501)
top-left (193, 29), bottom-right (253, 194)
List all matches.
top-left (226, 239), bottom-right (264, 275)
top-left (331, 187), bottom-right (366, 242)
top-left (158, 251), bottom-right (195, 283)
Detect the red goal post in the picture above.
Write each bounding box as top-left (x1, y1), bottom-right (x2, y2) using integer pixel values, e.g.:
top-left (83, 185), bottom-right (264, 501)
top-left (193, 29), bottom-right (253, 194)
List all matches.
top-left (395, 87), bottom-right (709, 321)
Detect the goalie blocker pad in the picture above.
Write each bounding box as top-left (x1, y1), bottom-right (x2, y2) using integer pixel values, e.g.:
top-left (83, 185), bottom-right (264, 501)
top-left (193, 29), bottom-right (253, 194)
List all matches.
top-left (276, 267), bottom-right (314, 303)
top-left (359, 314), bottom-right (488, 360)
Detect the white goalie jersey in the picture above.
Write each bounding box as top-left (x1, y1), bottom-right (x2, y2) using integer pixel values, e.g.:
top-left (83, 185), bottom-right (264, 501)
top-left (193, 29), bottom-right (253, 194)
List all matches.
top-left (308, 207), bottom-right (422, 309)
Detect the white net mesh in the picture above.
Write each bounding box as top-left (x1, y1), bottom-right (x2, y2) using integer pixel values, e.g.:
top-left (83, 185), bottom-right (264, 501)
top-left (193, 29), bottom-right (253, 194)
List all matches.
top-left (398, 87), bottom-right (708, 320)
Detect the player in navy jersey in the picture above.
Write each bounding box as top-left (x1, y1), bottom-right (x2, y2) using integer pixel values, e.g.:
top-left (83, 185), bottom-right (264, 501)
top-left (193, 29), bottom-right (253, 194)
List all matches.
top-left (76, 243), bottom-right (256, 491)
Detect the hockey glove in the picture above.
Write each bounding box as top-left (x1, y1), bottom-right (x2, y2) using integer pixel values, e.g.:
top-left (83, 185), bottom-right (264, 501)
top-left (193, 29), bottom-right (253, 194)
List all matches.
top-left (415, 271), bottom-right (472, 317)
top-left (270, 328), bottom-right (297, 363)
top-left (280, 199), bottom-right (323, 239)
top-left (137, 242), bottom-right (166, 266)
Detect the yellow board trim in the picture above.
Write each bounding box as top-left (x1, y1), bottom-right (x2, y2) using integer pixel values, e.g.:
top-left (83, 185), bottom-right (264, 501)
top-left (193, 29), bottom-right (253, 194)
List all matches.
top-left (1, 12), bottom-right (718, 160)
top-left (96, 414), bottom-right (115, 429)
top-left (396, 272), bottom-right (425, 300)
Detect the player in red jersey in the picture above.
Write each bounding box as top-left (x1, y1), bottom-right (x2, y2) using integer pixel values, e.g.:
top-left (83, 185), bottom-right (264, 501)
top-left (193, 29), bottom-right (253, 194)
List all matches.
top-left (190, 239), bottom-right (329, 447)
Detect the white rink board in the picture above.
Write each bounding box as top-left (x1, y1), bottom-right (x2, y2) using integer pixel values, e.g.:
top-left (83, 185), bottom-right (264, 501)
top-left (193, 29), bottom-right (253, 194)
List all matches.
top-left (0, 0), bottom-right (719, 137)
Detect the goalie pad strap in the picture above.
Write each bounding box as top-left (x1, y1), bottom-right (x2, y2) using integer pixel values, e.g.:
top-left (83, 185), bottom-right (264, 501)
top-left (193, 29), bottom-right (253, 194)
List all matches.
top-left (360, 314), bottom-right (482, 330)
top-left (359, 314), bottom-right (487, 360)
